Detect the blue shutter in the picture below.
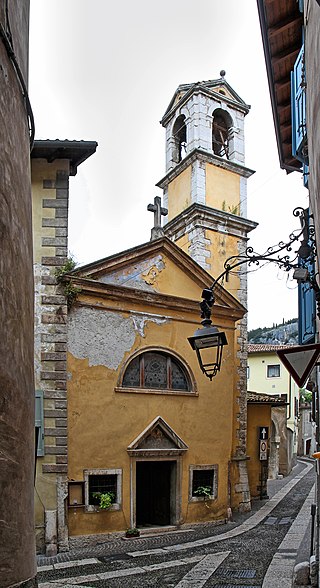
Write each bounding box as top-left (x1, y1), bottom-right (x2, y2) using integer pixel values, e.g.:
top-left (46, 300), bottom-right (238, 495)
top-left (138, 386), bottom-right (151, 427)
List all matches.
top-left (291, 45), bottom-right (307, 164)
top-left (303, 163), bottom-right (309, 188)
top-left (35, 390), bottom-right (44, 457)
top-left (298, 280), bottom-right (315, 344)
top-left (298, 209), bottom-right (316, 345)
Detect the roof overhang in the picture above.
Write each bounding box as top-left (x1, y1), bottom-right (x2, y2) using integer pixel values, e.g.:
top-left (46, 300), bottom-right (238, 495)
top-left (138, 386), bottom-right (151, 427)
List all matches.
top-left (31, 139), bottom-right (98, 175)
top-left (256, 0), bottom-right (303, 172)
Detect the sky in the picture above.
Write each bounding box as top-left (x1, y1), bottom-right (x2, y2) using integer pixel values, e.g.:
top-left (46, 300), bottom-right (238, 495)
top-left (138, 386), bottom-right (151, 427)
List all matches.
top-left (28, 0), bottom-right (308, 330)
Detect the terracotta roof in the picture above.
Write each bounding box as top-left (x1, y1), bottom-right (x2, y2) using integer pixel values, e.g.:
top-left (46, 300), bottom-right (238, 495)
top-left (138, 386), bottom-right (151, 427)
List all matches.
top-left (247, 344), bottom-right (294, 353)
top-left (247, 391), bottom-right (287, 405)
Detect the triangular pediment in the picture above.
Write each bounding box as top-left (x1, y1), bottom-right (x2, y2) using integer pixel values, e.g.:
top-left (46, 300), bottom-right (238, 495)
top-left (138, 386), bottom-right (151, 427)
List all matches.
top-left (69, 237), bottom-right (245, 315)
top-left (163, 78), bottom-right (250, 121)
top-left (127, 416), bottom-right (188, 456)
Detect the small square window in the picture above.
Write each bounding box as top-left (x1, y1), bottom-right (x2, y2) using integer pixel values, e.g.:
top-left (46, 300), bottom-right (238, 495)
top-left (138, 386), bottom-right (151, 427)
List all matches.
top-left (267, 364), bottom-right (280, 378)
top-left (189, 465), bottom-right (218, 502)
top-left (84, 469), bottom-right (122, 512)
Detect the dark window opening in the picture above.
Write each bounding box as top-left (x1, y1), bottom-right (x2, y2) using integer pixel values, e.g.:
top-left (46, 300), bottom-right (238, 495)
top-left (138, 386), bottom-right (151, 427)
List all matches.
top-left (192, 469), bottom-right (214, 497)
top-left (212, 109), bottom-right (231, 159)
top-left (172, 114), bottom-right (187, 163)
top-left (88, 474), bottom-right (117, 505)
top-left (123, 351), bottom-right (190, 391)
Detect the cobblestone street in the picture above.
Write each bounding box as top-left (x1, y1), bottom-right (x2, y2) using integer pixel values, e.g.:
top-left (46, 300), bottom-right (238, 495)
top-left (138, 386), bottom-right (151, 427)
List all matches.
top-left (37, 460), bottom-right (315, 588)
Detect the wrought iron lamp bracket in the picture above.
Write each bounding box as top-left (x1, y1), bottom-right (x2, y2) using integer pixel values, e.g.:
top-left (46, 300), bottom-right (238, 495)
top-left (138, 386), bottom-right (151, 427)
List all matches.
top-left (201, 207), bottom-right (319, 320)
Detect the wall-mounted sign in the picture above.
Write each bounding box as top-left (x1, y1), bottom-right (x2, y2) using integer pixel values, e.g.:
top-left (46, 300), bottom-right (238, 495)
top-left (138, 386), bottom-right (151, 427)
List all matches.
top-left (259, 427), bottom-right (269, 440)
top-left (259, 439), bottom-right (267, 461)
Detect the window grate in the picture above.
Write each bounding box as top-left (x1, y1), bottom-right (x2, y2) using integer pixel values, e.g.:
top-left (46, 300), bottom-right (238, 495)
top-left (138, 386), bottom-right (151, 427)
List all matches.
top-left (88, 474), bottom-right (117, 505)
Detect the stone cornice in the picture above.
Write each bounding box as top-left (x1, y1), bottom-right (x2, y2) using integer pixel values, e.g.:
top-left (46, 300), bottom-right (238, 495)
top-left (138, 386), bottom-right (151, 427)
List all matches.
top-left (156, 149), bottom-right (255, 189)
top-left (67, 276), bottom-right (246, 322)
top-left (164, 203), bottom-right (258, 241)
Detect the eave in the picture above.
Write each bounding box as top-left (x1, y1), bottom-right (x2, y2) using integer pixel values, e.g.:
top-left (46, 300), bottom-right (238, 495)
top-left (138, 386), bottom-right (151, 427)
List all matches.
top-left (256, 0), bottom-right (303, 172)
top-left (31, 139), bottom-right (98, 175)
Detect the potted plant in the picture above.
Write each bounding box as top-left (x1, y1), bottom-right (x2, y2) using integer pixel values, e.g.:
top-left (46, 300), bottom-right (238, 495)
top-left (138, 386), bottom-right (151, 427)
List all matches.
top-left (92, 491), bottom-right (115, 510)
top-left (125, 527), bottom-right (140, 538)
top-left (194, 485), bottom-right (212, 508)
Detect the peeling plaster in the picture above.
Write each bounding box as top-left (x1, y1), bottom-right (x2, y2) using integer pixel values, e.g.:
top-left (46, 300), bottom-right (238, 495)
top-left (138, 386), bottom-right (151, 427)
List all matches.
top-left (131, 314), bottom-right (168, 337)
top-left (99, 255), bottom-right (165, 291)
top-left (68, 307), bottom-right (168, 369)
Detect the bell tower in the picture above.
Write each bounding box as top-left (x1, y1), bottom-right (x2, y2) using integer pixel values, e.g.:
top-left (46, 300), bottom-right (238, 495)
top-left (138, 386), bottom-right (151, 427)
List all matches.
top-left (157, 71), bottom-right (257, 304)
top-left (157, 73), bottom-right (258, 513)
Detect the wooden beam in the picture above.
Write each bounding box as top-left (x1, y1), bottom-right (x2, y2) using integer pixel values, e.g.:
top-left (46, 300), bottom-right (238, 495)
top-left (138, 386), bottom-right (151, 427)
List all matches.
top-left (272, 45), bottom-right (300, 67)
top-left (275, 77), bottom-right (291, 90)
top-left (268, 15), bottom-right (302, 39)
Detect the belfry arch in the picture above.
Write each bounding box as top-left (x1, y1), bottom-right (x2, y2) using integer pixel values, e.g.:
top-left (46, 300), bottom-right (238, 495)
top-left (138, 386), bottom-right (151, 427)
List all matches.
top-left (212, 108), bottom-right (233, 159)
top-left (172, 114), bottom-right (187, 163)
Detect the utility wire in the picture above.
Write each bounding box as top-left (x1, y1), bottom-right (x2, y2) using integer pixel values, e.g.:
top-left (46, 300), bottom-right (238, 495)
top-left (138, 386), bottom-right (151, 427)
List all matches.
top-left (0, 5), bottom-right (35, 150)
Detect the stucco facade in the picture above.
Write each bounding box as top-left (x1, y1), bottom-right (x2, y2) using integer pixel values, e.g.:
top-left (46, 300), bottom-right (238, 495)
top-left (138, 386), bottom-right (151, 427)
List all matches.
top-left (248, 344), bottom-right (299, 476)
top-left (65, 239), bottom-right (247, 539)
top-left (32, 142), bottom-right (97, 555)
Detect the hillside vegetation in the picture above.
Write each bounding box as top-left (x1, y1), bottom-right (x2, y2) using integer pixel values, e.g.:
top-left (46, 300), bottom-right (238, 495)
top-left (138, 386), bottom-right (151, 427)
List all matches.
top-left (248, 318), bottom-right (298, 345)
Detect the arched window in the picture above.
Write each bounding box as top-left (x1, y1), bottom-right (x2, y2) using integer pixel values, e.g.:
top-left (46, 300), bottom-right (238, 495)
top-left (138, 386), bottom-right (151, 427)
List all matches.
top-left (212, 109), bottom-right (232, 159)
top-left (121, 350), bottom-right (193, 393)
top-left (172, 115), bottom-right (187, 163)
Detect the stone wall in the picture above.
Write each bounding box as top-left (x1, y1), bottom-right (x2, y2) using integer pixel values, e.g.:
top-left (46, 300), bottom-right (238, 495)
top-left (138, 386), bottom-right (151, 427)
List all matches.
top-left (33, 164), bottom-right (70, 554)
top-left (0, 1), bottom-right (37, 586)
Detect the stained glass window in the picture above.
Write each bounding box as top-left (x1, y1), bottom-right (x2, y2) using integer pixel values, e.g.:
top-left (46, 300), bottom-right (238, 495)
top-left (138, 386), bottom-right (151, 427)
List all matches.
top-left (122, 351), bottom-right (191, 392)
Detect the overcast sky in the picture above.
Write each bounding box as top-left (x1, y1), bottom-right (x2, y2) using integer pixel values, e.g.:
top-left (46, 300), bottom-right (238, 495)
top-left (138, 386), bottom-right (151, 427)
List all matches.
top-left (29, 0), bottom-right (308, 330)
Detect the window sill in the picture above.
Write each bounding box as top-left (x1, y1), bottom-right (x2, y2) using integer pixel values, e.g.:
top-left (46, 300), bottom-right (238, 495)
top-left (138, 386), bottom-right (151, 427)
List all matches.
top-left (85, 504), bottom-right (121, 513)
top-left (189, 496), bottom-right (215, 503)
top-left (115, 387), bottom-right (198, 397)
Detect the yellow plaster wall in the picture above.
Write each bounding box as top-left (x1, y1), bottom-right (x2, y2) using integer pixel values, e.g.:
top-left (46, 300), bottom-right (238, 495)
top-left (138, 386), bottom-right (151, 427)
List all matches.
top-left (167, 166), bottom-right (191, 221)
top-left (206, 164), bottom-right (240, 214)
top-left (247, 404), bottom-right (272, 498)
top-left (31, 159), bottom-right (69, 263)
top-left (67, 294), bottom-right (238, 536)
top-left (141, 254), bottom-right (203, 300)
top-left (205, 230), bottom-right (241, 300)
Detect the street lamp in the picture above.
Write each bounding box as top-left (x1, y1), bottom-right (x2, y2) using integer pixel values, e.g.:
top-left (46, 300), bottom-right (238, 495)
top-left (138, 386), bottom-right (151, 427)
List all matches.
top-left (188, 321), bottom-right (227, 380)
top-left (188, 288), bottom-right (228, 379)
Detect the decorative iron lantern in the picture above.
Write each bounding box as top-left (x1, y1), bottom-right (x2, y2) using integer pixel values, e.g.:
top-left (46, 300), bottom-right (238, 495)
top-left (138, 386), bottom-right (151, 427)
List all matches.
top-left (188, 321), bottom-right (227, 380)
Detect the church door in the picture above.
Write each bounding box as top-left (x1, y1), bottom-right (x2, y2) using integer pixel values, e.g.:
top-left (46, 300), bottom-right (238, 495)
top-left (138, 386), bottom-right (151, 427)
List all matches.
top-left (136, 461), bottom-right (174, 527)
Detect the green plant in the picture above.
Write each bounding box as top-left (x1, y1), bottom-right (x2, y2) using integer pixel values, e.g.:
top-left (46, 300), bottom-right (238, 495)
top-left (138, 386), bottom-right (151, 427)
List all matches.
top-left (55, 256), bottom-right (77, 278)
top-left (55, 256), bottom-right (81, 308)
top-left (194, 485), bottom-right (212, 501)
top-left (92, 491), bottom-right (115, 510)
top-left (300, 389), bottom-right (312, 403)
top-left (125, 527), bottom-right (140, 537)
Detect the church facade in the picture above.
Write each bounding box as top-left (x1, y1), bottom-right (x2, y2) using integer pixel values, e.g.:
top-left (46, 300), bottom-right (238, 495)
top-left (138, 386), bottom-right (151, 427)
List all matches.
top-left (33, 75), bottom-right (257, 553)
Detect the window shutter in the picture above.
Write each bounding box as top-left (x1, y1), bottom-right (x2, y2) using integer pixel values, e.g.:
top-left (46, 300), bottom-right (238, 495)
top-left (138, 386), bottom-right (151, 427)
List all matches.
top-left (298, 279), bottom-right (316, 345)
top-left (291, 45), bottom-right (307, 163)
top-left (298, 209), bottom-right (316, 345)
top-left (35, 390), bottom-right (44, 456)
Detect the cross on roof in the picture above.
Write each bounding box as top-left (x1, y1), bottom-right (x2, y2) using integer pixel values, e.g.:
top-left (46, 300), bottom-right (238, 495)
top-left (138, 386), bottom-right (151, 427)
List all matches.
top-left (147, 196), bottom-right (168, 241)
